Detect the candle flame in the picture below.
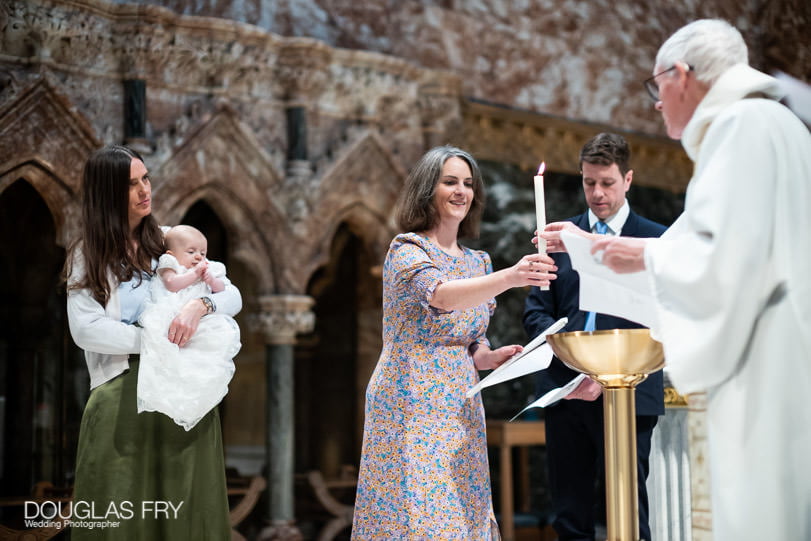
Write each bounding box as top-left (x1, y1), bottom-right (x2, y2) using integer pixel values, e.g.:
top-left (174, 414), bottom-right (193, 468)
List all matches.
top-left (536, 162), bottom-right (546, 175)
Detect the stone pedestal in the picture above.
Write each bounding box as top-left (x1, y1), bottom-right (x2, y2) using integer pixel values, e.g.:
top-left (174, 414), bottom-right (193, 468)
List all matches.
top-left (647, 387), bottom-right (715, 541)
top-left (255, 294), bottom-right (315, 541)
top-left (646, 402), bottom-right (692, 541)
top-left (687, 392), bottom-right (713, 541)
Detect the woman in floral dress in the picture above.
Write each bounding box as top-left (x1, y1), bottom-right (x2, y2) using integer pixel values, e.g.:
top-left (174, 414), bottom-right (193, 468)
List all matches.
top-left (352, 146), bottom-right (557, 540)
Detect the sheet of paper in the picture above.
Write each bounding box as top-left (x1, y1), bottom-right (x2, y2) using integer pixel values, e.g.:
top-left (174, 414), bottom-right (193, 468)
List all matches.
top-left (509, 374), bottom-right (587, 421)
top-left (775, 71), bottom-right (811, 125)
top-left (465, 317), bottom-right (567, 398)
top-left (560, 230), bottom-right (657, 328)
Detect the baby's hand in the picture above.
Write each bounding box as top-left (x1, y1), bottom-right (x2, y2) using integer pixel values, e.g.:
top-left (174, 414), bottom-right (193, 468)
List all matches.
top-left (201, 266), bottom-right (215, 285)
top-left (193, 259), bottom-right (208, 277)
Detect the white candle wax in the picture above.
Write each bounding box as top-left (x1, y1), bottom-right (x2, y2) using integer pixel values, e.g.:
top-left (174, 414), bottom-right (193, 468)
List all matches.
top-left (534, 162), bottom-right (549, 290)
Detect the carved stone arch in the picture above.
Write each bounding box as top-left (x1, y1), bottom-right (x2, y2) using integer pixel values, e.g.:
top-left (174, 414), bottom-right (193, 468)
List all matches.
top-left (317, 131), bottom-right (407, 216)
top-left (151, 107), bottom-right (286, 292)
top-left (158, 184), bottom-right (276, 293)
top-left (0, 161), bottom-right (78, 248)
top-left (0, 79), bottom-right (101, 246)
top-left (152, 106), bottom-right (285, 225)
top-left (300, 131), bottom-right (405, 289)
top-left (315, 201), bottom-right (393, 278)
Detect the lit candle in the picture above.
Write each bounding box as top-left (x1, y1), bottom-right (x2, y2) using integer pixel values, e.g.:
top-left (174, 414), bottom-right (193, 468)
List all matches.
top-left (534, 162), bottom-right (549, 290)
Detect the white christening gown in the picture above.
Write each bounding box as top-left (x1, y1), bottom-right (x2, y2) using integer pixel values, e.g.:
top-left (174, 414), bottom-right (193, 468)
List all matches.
top-left (138, 254), bottom-right (241, 430)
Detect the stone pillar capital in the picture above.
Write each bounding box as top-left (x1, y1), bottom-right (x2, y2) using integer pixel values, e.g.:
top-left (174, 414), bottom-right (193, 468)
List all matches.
top-left (254, 294), bottom-right (315, 345)
top-left (275, 39), bottom-right (331, 104)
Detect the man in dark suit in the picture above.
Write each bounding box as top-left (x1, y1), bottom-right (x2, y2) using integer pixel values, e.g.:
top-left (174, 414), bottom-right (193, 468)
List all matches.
top-left (523, 132), bottom-right (666, 541)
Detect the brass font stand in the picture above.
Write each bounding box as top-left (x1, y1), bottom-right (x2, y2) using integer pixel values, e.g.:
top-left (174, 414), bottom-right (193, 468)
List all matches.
top-left (547, 329), bottom-right (664, 541)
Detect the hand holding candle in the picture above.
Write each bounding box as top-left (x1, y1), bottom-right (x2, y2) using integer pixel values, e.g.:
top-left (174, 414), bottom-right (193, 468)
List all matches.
top-left (533, 162), bottom-right (549, 290)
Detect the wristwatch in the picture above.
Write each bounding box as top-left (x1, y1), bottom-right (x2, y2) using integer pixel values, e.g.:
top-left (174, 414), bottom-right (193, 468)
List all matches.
top-left (200, 296), bottom-right (216, 315)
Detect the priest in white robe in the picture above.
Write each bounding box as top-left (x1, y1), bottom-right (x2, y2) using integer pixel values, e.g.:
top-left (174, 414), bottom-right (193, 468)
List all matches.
top-left (544, 19), bottom-right (811, 541)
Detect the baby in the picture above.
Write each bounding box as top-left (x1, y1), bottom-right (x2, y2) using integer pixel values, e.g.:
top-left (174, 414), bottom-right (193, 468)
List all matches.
top-left (159, 225), bottom-right (225, 296)
top-left (137, 225), bottom-right (241, 430)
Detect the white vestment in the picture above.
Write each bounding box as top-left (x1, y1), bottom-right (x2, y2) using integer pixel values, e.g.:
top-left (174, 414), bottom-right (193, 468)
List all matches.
top-left (644, 64), bottom-right (811, 540)
top-left (138, 254), bottom-right (241, 430)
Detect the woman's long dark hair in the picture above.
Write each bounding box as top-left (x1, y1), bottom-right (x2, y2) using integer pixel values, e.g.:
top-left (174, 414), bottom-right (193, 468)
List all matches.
top-left (64, 145), bottom-right (164, 305)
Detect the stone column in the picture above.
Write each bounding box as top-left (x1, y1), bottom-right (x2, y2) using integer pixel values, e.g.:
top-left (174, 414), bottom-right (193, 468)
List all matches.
top-left (255, 294), bottom-right (315, 541)
top-left (274, 39), bottom-right (330, 223)
top-left (123, 79), bottom-right (146, 139)
top-left (123, 78), bottom-right (151, 154)
top-left (687, 392), bottom-right (713, 541)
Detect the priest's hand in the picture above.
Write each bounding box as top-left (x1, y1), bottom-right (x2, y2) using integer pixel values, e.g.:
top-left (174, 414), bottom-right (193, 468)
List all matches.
top-left (564, 377), bottom-right (602, 401)
top-left (472, 344), bottom-right (523, 371)
top-left (591, 236), bottom-right (648, 273)
top-left (537, 222), bottom-right (590, 253)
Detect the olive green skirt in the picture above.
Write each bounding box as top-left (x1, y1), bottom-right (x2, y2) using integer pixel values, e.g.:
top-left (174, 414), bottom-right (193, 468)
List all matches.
top-left (71, 359), bottom-right (230, 541)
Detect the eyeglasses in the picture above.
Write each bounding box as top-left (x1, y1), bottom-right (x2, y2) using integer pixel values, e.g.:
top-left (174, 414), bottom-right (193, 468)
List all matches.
top-left (643, 64), bottom-right (693, 102)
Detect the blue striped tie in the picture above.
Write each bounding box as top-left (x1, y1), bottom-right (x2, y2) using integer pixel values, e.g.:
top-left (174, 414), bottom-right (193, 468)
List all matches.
top-left (583, 221), bottom-right (609, 331)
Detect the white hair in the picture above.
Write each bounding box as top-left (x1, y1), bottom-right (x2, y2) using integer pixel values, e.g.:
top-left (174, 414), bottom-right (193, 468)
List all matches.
top-left (656, 19), bottom-right (748, 86)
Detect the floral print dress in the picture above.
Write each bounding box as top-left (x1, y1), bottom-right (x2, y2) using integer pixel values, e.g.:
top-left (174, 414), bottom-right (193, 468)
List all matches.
top-left (352, 233), bottom-right (500, 540)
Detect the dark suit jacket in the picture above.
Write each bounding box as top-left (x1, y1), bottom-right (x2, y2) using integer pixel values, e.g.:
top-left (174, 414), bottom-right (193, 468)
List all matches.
top-left (523, 209), bottom-right (667, 415)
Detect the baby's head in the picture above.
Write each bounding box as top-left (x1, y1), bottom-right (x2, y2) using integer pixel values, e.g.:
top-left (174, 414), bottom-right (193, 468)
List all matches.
top-left (165, 225), bottom-right (208, 268)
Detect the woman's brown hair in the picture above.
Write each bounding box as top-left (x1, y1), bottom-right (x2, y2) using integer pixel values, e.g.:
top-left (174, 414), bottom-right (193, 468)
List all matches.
top-left (64, 145), bottom-right (164, 305)
top-left (396, 145), bottom-right (486, 239)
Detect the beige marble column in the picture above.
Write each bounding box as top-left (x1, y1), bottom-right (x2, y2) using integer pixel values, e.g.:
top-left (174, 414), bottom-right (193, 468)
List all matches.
top-left (687, 392), bottom-right (713, 541)
top-left (255, 294), bottom-right (315, 541)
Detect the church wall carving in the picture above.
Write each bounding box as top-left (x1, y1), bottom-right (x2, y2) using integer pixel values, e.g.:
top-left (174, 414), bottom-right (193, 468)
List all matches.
top-left (108, 0), bottom-right (810, 136)
top-left (0, 0), bottom-right (440, 294)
